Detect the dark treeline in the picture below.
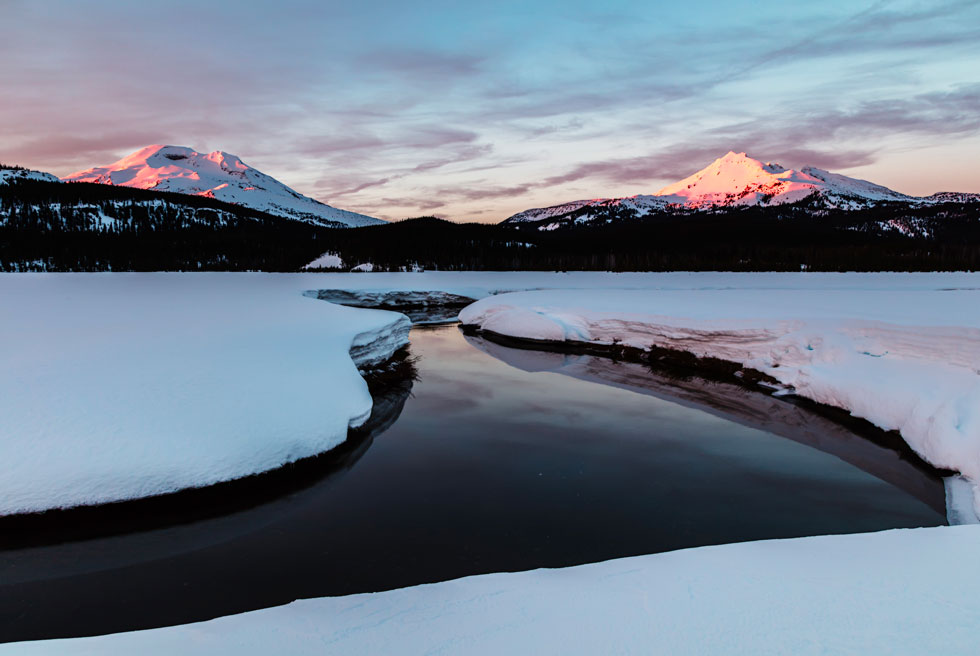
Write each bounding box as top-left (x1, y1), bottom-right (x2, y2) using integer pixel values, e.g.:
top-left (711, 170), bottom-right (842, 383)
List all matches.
top-left (313, 204), bottom-right (980, 272)
top-left (2, 179), bottom-right (978, 271)
top-left (1, 180), bottom-right (332, 271)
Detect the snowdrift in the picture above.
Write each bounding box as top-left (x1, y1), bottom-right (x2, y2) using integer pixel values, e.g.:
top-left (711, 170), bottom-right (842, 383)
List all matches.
top-left (0, 274), bottom-right (409, 514)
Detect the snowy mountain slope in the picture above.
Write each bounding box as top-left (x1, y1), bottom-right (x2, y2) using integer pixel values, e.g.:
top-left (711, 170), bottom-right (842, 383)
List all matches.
top-left (63, 145), bottom-right (384, 228)
top-left (504, 200), bottom-right (596, 223)
top-left (508, 195), bottom-right (674, 226)
top-left (503, 151), bottom-right (972, 223)
top-left (0, 166), bottom-right (59, 185)
top-left (0, 179), bottom-right (344, 271)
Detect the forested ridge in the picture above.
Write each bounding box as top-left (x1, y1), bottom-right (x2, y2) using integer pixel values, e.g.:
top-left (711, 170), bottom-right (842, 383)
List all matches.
top-left (2, 179), bottom-right (978, 271)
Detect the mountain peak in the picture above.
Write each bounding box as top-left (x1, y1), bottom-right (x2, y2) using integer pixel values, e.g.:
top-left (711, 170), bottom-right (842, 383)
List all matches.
top-left (504, 150), bottom-right (919, 223)
top-left (719, 150), bottom-right (749, 161)
top-left (63, 145), bottom-right (384, 228)
top-left (653, 151), bottom-right (908, 208)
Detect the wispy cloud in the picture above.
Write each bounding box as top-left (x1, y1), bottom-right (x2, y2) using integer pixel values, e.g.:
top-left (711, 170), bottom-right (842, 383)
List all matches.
top-left (1, 0), bottom-right (978, 220)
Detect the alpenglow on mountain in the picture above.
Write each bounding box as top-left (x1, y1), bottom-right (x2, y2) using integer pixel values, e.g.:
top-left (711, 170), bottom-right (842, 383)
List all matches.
top-left (503, 151), bottom-right (978, 224)
top-left (63, 145), bottom-right (384, 228)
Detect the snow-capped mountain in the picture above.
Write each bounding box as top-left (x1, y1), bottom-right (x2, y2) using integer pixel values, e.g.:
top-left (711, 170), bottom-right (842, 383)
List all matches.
top-left (654, 151), bottom-right (913, 208)
top-left (63, 145), bottom-right (384, 228)
top-left (503, 151), bottom-right (974, 224)
top-left (0, 166), bottom-right (60, 185)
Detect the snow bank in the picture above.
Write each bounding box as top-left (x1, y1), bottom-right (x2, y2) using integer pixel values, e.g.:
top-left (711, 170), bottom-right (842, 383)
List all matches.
top-left (301, 252), bottom-right (343, 270)
top-left (0, 274), bottom-right (409, 515)
top-left (5, 525), bottom-right (978, 654)
top-left (460, 285), bottom-right (980, 514)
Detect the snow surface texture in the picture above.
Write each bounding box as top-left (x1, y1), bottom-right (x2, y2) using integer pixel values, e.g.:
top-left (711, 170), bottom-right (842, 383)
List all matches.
top-left (460, 285), bottom-right (980, 515)
top-left (6, 526), bottom-right (979, 655)
top-left (62, 145), bottom-right (384, 228)
top-left (503, 151), bottom-right (980, 222)
top-left (0, 274), bottom-right (409, 515)
top-left (0, 167), bottom-right (59, 185)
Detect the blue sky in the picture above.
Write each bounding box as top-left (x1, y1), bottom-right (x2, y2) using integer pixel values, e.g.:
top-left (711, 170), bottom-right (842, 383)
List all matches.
top-left (1, 0), bottom-right (978, 221)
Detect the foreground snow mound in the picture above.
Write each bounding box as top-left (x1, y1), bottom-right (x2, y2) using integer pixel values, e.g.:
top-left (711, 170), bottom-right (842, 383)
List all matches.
top-left (460, 286), bottom-right (980, 514)
top-left (63, 145), bottom-right (384, 228)
top-left (0, 274), bottom-right (409, 515)
top-left (6, 526), bottom-right (978, 655)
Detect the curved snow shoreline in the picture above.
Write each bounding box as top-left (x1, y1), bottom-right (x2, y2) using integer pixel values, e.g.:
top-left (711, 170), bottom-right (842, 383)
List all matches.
top-left (6, 525), bottom-right (979, 654)
top-left (0, 275), bottom-right (410, 516)
top-left (459, 289), bottom-right (980, 517)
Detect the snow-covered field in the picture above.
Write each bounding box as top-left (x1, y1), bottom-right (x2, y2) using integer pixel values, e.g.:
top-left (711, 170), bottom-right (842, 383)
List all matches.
top-left (0, 274), bottom-right (409, 515)
top-left (4, 271), bottom-right (979, 652)
top-left (5, 525), bottom-right (978, 655)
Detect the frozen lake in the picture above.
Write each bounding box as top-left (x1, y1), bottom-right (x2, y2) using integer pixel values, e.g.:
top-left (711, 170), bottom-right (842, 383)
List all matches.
top-left (0, 321), bottom-right (945, 642)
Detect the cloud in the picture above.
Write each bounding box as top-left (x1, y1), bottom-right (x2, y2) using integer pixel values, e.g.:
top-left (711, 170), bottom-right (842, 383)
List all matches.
top-left (379, 197), bottom-right (447, 211)
top-left (1, 0), bottom-right (978, 219)
top-left (1, 132), bottom-right (168, 172)
top-left (433, 184), bottom-right (534, 202)
top-left (356, 49), bottom-right (484, 78)
top-left (318, 176), bottom-right (394, 197)
top-left (411, 144), bottom-right (493, 172)
top-left (314, 142), bottom-right (492, 199)
top-left (536, 81), bottom-right (980, 191)
top-left (296, 134), bottom-right (387, 156)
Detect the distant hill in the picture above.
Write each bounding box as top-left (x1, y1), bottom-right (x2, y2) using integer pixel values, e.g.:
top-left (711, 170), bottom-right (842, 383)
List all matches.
top-left (1, 164), bottom-right (60, 185)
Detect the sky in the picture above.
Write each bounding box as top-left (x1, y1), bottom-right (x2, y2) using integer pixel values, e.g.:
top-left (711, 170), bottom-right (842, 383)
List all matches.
top-left (1, 0), bottom-right (978, 222)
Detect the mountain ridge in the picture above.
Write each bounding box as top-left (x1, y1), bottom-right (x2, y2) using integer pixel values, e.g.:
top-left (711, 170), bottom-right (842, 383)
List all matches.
top-left (504, 151), bottom-right (979, 225)
top-left (63, 145), bottom-right (384, 228)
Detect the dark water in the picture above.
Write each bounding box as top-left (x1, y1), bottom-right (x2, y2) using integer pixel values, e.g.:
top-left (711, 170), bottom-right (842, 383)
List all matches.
top-left (0, 324), bottom-right (945, 642)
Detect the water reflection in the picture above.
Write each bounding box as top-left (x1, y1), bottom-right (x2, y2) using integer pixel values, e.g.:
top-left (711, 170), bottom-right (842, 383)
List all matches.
top-left (463, 332), bottom-right (948, 515)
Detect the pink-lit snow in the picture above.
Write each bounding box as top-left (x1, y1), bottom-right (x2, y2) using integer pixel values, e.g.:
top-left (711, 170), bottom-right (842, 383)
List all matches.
top-left (63, 145), bottom-right (384, 228)
top-left (504, 151), bottom-right (972, 222)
